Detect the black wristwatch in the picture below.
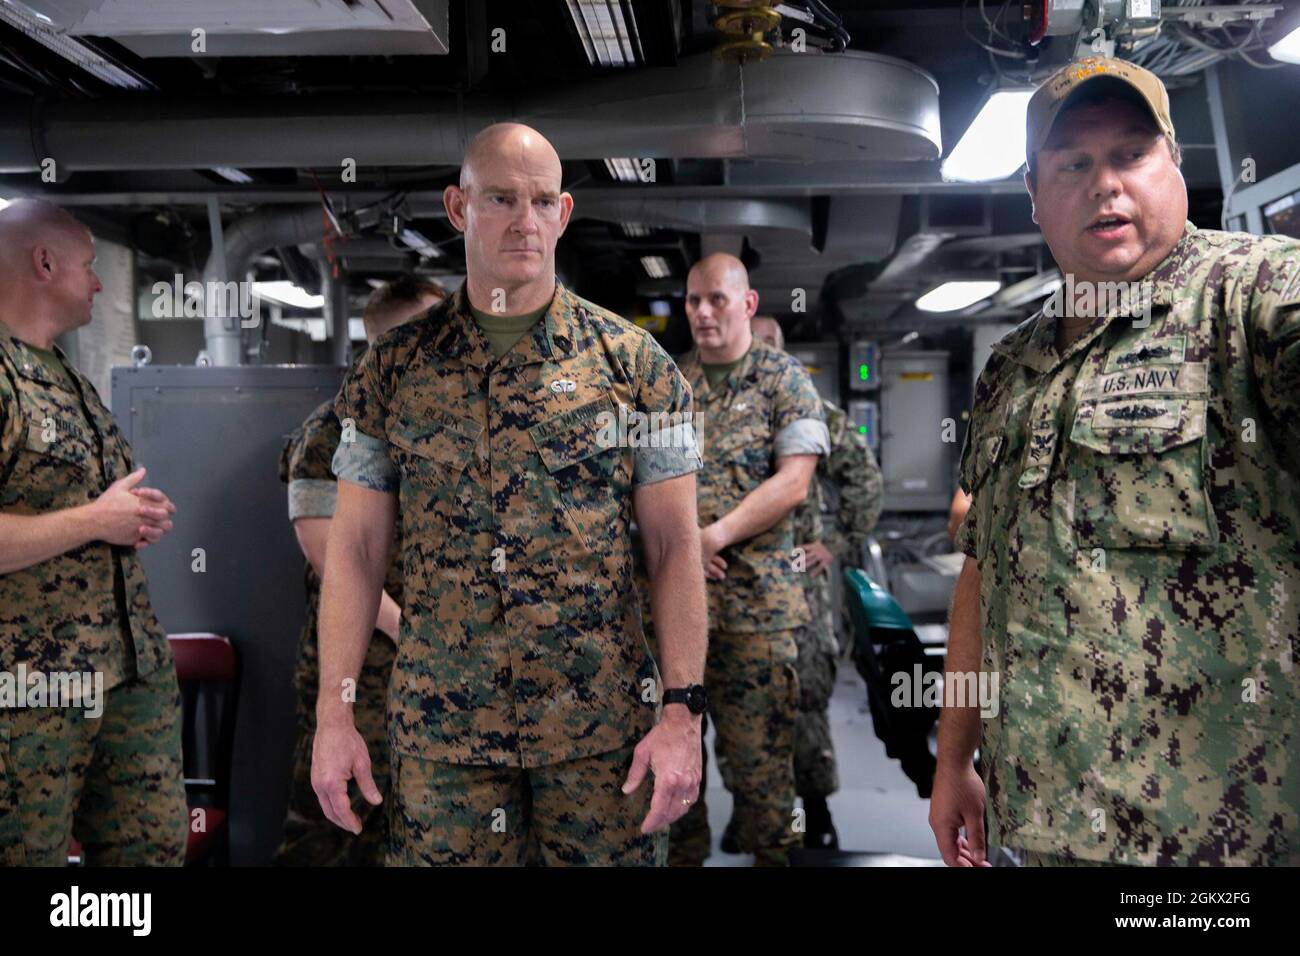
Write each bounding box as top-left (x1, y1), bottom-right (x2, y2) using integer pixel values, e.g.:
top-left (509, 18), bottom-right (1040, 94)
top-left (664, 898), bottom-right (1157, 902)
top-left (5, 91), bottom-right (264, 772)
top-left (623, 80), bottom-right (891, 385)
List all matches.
top-left (662, 684), bottom-right (708, 715)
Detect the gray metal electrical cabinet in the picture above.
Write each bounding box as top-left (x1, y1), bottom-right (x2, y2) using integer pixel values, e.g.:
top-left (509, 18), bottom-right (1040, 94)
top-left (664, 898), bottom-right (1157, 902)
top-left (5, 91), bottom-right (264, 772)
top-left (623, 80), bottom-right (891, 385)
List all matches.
top-left (112, 363), bottom-right (348, 866)
top-left (880, 351), bottom-right (951, 512)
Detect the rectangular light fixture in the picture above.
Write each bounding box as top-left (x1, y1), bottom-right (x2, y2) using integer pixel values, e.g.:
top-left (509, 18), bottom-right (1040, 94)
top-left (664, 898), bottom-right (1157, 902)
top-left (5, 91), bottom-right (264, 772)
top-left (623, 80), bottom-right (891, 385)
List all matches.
top-left (1269, 24), bottom-right (1300, 63)
top-left (621, 222), bottom-right (650, 237)
top-left (916, 281), bottom-right (1001, 313)
top-left (0, 198), bottom-right (10, 211)
top-left (941, 88), bottom-right (1035, 183)
top-left (604, 158), bottom-right (640, 182)
top-left (640, 256), bottom-right (671, 279)
top-left (213, 167), bottom-right (253, 185)
top-left (0, 4), bottom-right (151, 90)
top-left (253, 281), bottom-right (324, 310)
top-left (399, 228), bottom-right (443, 260)
top-left (565, 0), bottom-right (644, 67)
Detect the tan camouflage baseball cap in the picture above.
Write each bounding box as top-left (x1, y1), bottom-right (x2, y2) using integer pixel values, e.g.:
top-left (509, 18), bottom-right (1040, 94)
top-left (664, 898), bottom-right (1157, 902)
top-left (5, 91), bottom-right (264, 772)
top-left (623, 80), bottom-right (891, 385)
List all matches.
top-left (1026, 55), bottom-right (1175, 169)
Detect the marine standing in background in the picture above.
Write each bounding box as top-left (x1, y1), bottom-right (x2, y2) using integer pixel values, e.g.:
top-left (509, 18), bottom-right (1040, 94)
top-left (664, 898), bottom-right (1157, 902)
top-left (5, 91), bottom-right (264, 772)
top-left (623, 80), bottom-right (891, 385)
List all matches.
top-left (272, 276), bottom-right (444, 866)
top-left (671, 255), bottom-right (829, 866)
top-left (0, 200), bottom-right (187, 867)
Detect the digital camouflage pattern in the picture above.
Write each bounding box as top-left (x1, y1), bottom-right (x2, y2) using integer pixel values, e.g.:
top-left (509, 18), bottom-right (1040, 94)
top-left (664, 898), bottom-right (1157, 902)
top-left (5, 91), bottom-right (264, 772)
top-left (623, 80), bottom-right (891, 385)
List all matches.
top-left (668, 627), bottom-right (801, 866)
top-left (272, 395), bottom-right (401, 867)
top-left (0, 329), bottom-right (184, 868)
top-left (792, 618), bottom-right (838, 797)
top-left (388, 745), bottom-right (665, 866)
top-left (0, 664), bottom-right (187, 866)
top-left (957, 224), bottom-right (1300, 865)
top-left (678, 338), bottom-right (829, 633)
top-left (333, 282), bottom-right (699, 768)
top-left (0, 330), bottom-right (172, 690)
top-left (667, 340), bottom-right (827, 865)
top-left (792, 399), bottom-right (884, 796)
top-left (794, 399), bottom-right (884, 569)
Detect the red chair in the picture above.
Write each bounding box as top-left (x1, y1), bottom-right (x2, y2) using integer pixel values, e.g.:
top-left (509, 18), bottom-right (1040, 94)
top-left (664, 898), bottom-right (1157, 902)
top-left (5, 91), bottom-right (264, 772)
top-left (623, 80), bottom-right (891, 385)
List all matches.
top-left (66, 634), bottom-right (239, 866)
top-left (169, 633), bottom-right (240, 866)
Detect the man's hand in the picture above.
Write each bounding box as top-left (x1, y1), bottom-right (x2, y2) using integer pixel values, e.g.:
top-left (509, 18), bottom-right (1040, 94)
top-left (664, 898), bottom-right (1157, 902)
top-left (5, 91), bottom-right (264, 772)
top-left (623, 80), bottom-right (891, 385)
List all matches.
top-left (90, 468), bottom-right (175, 549)
top-left (311, 715), bottom-right (383, 834)
top-left (622, 711), bottom-right (703, 833)
top-left (700, 523), bottom-right (727, 581)
top-left (801, 541), bottom-right (834, 574)
top-left (929, 759), bottom-right (992, 867)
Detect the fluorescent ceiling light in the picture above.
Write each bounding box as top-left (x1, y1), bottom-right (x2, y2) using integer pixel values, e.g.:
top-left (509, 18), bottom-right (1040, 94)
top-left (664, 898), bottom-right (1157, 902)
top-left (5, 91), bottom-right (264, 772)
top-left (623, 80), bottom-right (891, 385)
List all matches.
top-left (604, 158), bottom-right (640, 182)
top-left (399, 228), bottom-right (443, 259)
top-left (621, 222), bottom-right (650, 237)
top-left (253, 281), bottom-right (324, 310)
top-left (0, 4), bottom-right (150, 90)
top-left (774, 4), bottom-right (815, 25)
top-left (941, 89), bottom-right (1034, 183)
top-left (0, 198), bottom-right (10, 211)
top-left (640, 256), bottom-right (671, 279)
top-left (566, 0), bottom-right (643, 67)
top-left (213, 167), bottom-right (253, 185)
top-left (1269, 24), bottom-right (1300, 63)
top-left (916, 281), bottom-right (1001, 313)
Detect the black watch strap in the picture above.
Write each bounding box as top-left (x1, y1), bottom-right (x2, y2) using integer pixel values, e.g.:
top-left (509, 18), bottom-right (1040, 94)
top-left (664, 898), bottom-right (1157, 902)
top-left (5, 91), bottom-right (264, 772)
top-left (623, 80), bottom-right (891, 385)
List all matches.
top-left (662, 684), bottom-right (708, 715)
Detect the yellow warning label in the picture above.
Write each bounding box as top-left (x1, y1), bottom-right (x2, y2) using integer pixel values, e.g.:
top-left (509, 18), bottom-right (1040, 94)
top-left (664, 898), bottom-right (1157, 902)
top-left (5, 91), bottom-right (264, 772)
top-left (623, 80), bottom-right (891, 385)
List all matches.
top-left (900, 372), bottom-right (934, 382)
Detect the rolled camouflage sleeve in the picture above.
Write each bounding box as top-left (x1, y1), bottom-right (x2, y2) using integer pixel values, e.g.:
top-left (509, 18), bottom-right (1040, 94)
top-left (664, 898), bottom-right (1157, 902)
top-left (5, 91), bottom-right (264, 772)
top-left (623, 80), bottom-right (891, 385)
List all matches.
top-left (332, 347), bottom-right (399, 493)
top-left (0, 372), bottom-right (21, 488)
top-left (282, 409), bottom-right (341, 521)
top-left (1246, 243), bottom-right (1300, 475)
top-left (772, 360), bottom-right (830, 458)
top-left (630, 332), bottom-right (702, 486)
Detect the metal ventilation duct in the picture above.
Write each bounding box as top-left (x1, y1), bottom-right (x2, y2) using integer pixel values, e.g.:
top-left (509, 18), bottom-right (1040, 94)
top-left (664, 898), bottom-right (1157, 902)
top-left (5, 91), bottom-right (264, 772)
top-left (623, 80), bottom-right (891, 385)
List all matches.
top-left (0, 51), bottom-right (941, 172)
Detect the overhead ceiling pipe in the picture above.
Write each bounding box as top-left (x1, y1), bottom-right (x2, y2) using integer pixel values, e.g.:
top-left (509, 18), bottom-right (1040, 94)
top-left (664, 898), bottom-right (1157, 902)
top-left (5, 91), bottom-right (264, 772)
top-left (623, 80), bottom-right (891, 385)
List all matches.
top-left (321, 261), bottom-right (353, 369)
top-left (201, 205), bottom-right (333, 367)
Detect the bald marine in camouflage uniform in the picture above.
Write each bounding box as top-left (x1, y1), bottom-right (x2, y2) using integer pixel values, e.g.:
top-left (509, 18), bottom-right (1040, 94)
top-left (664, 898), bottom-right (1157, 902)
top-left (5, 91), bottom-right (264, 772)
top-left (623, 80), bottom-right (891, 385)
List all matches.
top-left (0, 200), bottom-right (186, 866)
top-left (931, 57), bottom-right (1300, 867)
top-left (313, 123), bottom-right (709, 866)
top-left (672, 257), bottom-right (830, 866)
top-left (272, 278), bottom-right (442, 866)
top-left (790, 398), bottom-right (882, 844)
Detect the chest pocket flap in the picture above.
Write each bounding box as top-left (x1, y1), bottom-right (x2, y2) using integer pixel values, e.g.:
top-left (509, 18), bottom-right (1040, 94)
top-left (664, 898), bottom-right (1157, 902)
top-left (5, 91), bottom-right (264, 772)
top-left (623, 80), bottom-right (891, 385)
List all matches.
top-left (24, 420), bottom-right (94, 468)
top-left (1070, 396), bottom-right (1205, 454)
top-left (1067, 396), bottom-right (1213, 550)
top-left (390, 409), bottom-right (481, 472)
top-left (530, 395), bottom-right (616, 473)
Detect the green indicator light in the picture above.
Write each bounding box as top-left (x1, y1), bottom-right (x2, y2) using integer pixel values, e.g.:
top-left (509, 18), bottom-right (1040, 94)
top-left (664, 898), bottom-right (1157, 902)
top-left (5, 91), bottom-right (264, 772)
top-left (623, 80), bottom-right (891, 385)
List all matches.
top-left (858, 363), bottom-right (870, 381)
top-left (858, 425), bottom-right (867, 435)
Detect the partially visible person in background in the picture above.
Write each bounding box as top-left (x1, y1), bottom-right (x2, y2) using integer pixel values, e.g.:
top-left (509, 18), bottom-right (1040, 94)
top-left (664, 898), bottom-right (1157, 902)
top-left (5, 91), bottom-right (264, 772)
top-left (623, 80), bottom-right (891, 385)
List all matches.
top-left (273, 276), bottom-right (445, 866)
top-left (947, 488), bottom-right (971, 546)
top-left (750, 315), bottom-right (883, 851)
